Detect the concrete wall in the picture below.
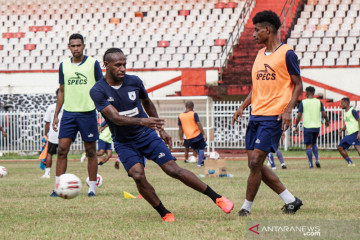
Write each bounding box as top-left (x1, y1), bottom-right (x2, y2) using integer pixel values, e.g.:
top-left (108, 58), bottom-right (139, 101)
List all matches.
top-left (0, 69), bottom-right (219, 98)
top-left (301, 67), bottom-right (360, 102)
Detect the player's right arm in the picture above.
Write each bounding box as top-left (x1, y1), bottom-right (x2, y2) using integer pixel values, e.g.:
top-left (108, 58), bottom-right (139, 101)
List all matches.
top-left (53, 63), bottom-right (65, 132)
top-left (90, 88), bottom-right (165, 130)
top-left (178, 118), bottom-right (184, 145)
top-left (232, 90), bottom-right (252, 125)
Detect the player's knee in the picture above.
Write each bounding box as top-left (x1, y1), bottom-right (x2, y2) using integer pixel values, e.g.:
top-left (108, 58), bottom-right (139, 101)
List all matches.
top-left (337, 146), bottom-right (343, 151)
top-left (57, 147), bottom-right (69, 157)
top-left (249, 159), bottom-right (262, 170)
top-left (131, 170), bottom-right (146, 182)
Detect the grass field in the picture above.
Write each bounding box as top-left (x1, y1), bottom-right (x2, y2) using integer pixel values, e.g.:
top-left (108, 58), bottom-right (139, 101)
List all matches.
top-left (0, 151), bottom-right (359, 240)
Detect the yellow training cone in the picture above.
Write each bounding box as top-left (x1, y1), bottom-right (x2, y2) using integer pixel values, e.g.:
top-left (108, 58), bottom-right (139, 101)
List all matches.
top-left (123, 191), bottom-right (136, 199)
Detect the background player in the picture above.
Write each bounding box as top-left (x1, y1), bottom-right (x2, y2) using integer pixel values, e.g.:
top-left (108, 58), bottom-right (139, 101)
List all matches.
top-left (90, 48), bottom-right (234, 222)
top-left (178, 101), bottom-right (207, 167)
top-left (41, 88), bottom-right (63, 179)
top-left (51, 33), bottom-right (103, 197)
top-left (97, 121), bottom-right (113, 166)
top-left (294, 86), bottom-right (329, 168)
top-left (337, 97), bottom-right (360, 166)
top-left (232, 10), bottom-right (303, 216)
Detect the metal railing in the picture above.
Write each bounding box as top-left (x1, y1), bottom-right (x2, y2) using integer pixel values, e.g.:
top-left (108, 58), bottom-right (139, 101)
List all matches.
top-left (278, 0), bottom-right (298, 41)
top-left (0, 103), bottom-right (354, 153)
top-left (219, 0), bottom-right (255, 81)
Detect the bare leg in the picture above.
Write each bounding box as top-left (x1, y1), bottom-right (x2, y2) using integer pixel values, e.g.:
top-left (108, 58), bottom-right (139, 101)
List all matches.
top-left (355, 145), bottom-right (360, 156)
top-left (96, 149), bottom-right (105, 157)
top-left (184, 147), bottom-right (189, 161)
top-left (337, 146), bottom-right (349, 159)
top-left (245, 149), bottom-right (267, 201)
top-left (84, 141), bottom-right (97, 181)
top-left (46, 153), bottom-right (53, 168)
top-left (56, 138), bottom-right (72, 176)
top-left (100, 150), bottom-right (112, 164)
top-left (161, 160), bottom-right (207, 192)
top-left (261, 166), bottom-right (286, 194)
top-left (128, 163), bottom-right (161, 207)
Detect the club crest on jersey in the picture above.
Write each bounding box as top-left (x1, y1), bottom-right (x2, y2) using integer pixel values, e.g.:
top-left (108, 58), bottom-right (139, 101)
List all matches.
top-left (128, 91), bottom-right (136, 101)
top-left (256, 64), bottom-right (276, 80)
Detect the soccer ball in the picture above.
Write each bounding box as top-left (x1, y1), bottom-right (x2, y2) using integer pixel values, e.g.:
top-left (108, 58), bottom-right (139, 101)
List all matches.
top-left (55, 173), bottom-right (82, 199)
top-left (209, 151), bottom-right (220, 160)
top-left (188, 155), bottom-right (197, 163)
top-left (86, 174), bottom-right (103, 188)
top-left (0, 166), bottom-right (7, 177)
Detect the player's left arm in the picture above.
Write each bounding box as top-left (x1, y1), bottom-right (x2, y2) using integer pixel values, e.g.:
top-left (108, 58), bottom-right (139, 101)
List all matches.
top-left (142, 97), bottom-right (172, 150)
top-left (321, 102), bottom-right (330, 127)
top-left (352, 109), bottom-right (360, 141)
top-left (279, 50), bottom-right (303, 130)
top-left (94, 61), bottom-right (103, 81)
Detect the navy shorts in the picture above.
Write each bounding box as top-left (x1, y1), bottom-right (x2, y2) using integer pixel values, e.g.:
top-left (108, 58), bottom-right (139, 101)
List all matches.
top-left (338, 131), bottom-right (360, 149)
top-left (48, 142), bottom-right (58, 155)
top-left (303, 129), bottom-right (319, 145)
top-left (189, 138), bottom-right (206, 152)
top-left (245, 120), bottom-right (283, 153)
top-left (183, 139), bottom-right (190, 148)
top-left (114, 130), bottom-right (176, 172)
top-left (59, 110), bottom-right (99, 142)
top-left (98, 139), bottom-right (112, 151)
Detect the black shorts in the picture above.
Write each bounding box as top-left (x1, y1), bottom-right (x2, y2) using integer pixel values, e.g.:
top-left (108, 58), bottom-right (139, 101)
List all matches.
top-left (48, 142), bottom-right (58, 155)
top-left (183, 139), bottom-right (190, 148)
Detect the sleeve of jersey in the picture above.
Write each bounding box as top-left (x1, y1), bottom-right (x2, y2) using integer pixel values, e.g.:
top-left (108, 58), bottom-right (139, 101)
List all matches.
top-left (320, 102), bottom-right (325, 111)
top-left (89, 87), bottom-right (110, 112)
top-left (94, 61), bottom-right (103, 81)
top-left (59, 63), bottom-right (64, 85)
top-left (194, 113), bottom-right (200, 122)
top-left (138, 78), bottom-right (149, 99)
top-left (44, 106), bottom-right (51, 122)
top-left (286, 50), bottom-right (300, 75)
top-left (298, 102), bottom-right (303, 113)
top-left (352, 109), bottom-right (359, 120)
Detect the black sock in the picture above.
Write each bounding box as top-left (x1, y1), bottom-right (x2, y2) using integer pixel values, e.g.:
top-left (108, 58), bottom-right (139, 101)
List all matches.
top-left (203, 185), bottom-right (222, 203)
top-left (154, 202), bottom-right (171, 218)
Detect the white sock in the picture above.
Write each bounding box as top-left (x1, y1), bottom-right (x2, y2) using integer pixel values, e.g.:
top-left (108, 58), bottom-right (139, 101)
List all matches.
top-left (45, 168), bottom-right (51, 175)
top-left (241, 199), bottom-right (253, 212)
top-left (279, 189), bottom-right (296, 204)
top-left (88, 181), bottom-right (96, 193)
top-left (281, 163), bottom-right (286, 166)
top-left (54, 176), bottom-right (59, 190)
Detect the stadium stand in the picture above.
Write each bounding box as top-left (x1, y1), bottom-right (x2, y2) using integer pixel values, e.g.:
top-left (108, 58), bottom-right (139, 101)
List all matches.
top-left (287, 0), bottom-right (360, 67)
top-left (0, 0), bottom-right (250, 70)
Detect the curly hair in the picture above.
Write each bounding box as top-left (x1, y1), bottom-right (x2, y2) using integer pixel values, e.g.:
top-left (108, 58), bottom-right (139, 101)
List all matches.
top-left (252, 10), bottom-right (281, 32)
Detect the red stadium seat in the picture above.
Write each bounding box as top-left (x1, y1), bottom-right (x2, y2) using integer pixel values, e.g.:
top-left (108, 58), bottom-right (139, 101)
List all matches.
top-left (158, 41), bottom-right (169, 47)
top-left (29, 26), bottom-right (40, 32)
top-left (0, 45), bottom-right (3, 50)
top-left (24, 44), bottom-right (36, 50)
top-left (215, 2), bottom-right (226, 9)
top-left (135, 12), bottom-right (143, 18)
top-left (14, 32), bottom-right (25, 38)
top-left (179, 10), bottom-right (190, 16)
top-left (110, 18), bottom-right (120, 24)
top-left (226, 2), bottom-right (237, 8)
top-left (40, 26), bottom-right (52, 32)
top-left (2, 32), bottom-right (13, 39)
top-left (215, 39), bottom-right (226, 46)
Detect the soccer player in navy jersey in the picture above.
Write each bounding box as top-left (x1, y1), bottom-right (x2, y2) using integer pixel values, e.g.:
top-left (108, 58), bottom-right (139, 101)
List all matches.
top-left (90, 48), bottom-right (234, 222)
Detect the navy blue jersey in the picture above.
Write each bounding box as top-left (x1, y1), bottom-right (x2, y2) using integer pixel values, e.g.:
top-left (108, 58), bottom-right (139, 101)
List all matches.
top-left (90, 74), bottom-right (151, 142)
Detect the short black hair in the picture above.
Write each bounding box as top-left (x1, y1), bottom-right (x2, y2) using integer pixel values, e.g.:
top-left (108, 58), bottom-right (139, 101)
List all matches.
top-left (55, 88), bottom-right (59, 96)
top-left (103, 48), bottom-right (124, 62)
top-left (69, 33), bottom-right (84, 44)
top-left (252, 10), bottom-right (281, 32)
top-left (305, 86), bottom-right (315, 94)
top-left (342, 97), bottom-right (350, 104)
top-left (185, 101), bottom-right (194, 109)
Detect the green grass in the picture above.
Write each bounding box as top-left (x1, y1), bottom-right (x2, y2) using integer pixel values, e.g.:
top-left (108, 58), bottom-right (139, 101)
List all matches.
top-left (0, 158), bottom-right (359, 240)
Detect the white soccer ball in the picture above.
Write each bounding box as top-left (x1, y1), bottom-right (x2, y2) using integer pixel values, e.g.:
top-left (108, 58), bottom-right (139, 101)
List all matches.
top-left (0, 166), bottom-right (7, 177)
top-left (86, 174), bottom-right (103, 188)
top-left (55, 173), bottom-right (82, 199)
top-left (209, 151), bottom-right (220, 160)
top-left (188, 155), bottom-right (197, 163)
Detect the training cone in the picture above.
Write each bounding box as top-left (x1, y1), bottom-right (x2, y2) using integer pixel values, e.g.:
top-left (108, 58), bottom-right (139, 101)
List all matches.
top-left (136, 194), bottom-right (143, 199)
top-left (123, 191), bottom-right (136, 199)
